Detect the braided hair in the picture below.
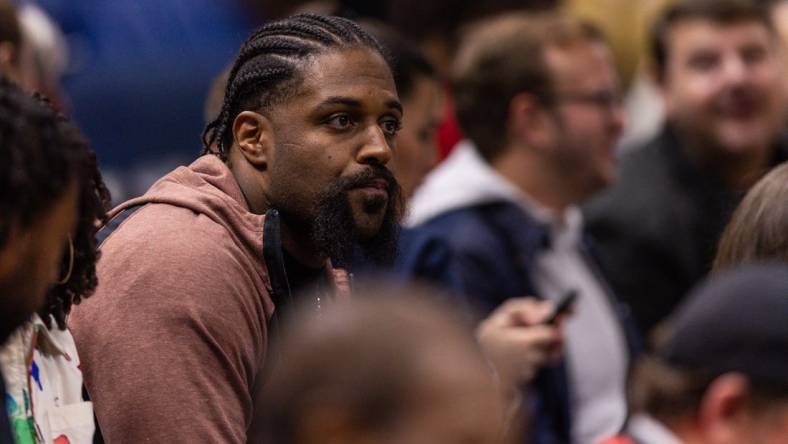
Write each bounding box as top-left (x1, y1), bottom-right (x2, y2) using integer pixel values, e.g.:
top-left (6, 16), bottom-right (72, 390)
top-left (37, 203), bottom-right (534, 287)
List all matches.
top-left (0, 76), bottom-right (111, 329)
top-left (202, 13), bottom-right (387, 160)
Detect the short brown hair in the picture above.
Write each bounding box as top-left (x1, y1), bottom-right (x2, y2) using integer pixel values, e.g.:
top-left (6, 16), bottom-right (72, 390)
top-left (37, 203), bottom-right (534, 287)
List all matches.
top-left (629, 356), bottom-right (713, 422)
top-left (713, 162), bottom-right (788, 272)
top-left (630, 356), bottom-right (785, 423)
top-left (451, 13), bottom-right (605, 161)
top-left (650, 0), bottom-right (774, 83)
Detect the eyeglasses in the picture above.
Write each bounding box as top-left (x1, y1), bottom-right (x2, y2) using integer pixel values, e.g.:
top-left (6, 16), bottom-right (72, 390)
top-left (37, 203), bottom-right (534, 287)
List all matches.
top-left (55, 235), bottom-right (74, 285)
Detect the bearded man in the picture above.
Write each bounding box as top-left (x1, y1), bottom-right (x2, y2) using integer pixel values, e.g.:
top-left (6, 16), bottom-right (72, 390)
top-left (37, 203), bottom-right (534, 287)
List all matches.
top-left (70, 14), bottom-right (404, 443)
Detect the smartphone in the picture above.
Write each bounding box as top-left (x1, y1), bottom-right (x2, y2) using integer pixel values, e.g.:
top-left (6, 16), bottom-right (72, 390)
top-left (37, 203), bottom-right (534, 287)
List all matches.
top-left (543, 290), bottom-right (578, 324)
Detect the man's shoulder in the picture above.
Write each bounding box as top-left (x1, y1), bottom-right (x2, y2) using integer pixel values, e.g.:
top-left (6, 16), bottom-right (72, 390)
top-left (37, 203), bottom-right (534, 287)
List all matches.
top-left (418, 201), bottom-right (539, 256)
top-left (101, 202), bottom-right (247, 261)
top-left (92, 202), bottom-right (268, 313)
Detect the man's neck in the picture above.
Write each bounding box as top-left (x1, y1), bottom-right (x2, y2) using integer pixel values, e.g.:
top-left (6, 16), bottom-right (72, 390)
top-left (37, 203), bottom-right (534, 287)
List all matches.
top-left (280, 221), bottom-right (327, 269)
top-left (226, 152), bottom-right (327, 268)
top-left (491, 148), bottom-right (577, 216)
top-left (681, 131), bottom-right (775, 192)
top-left (712, 148), bottom-right (773, 192)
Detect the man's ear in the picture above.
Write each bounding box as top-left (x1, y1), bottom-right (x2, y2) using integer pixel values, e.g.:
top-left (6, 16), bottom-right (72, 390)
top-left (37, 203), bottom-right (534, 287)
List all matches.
top-left (508, 92), bottom-right (553, 152)
top-left (232, 111), bottom-right (273, 169)
top-left (697, 373), bottom-right (750, 442)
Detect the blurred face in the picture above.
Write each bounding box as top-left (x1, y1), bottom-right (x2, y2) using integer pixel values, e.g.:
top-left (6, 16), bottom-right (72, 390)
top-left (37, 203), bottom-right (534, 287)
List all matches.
top-left (543, 41), bottom-right (625, 199)
top-left (0, 182), bottom-right (77, 341)
top-left (264, 47), bottom-right (404, 264)
top-left (390, 76), bottom-right (443, 200)
top-left (661, 19), bottom-right (785, 158)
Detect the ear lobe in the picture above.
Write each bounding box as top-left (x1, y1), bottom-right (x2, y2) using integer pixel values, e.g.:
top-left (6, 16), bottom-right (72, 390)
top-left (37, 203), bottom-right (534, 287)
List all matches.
top-left (232, 111), bottom-right (273, 168)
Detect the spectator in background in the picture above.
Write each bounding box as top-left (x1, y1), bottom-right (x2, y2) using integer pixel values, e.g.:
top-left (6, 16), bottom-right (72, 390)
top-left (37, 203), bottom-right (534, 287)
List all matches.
top-left (585, 0), bottom-right (788, 338)
top-left (0, 0), bottom-right (37, 91)
top-left (606, 263), bottom-right (788, 444)
top-left (0, 1), bottom-right (69, 108)
top-left (712, 161), bottom-right (788, 272)
top-left (15, 3), bottom-right (70, 108)
top-left (255, 287), bottom-right (505, 444)
top-left (0, 78), bottom-right (99, 444)
top-left (408, 13), bottom-right (637, 444)
top-left (363, 23), bottom-right (443, 201)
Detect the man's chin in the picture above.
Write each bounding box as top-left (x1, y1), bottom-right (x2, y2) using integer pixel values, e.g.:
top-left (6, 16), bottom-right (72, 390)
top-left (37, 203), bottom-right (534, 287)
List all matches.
top-left (352, 212), bottom-right (387, 240)
top-left (715, 125), bottom-right (774, 156)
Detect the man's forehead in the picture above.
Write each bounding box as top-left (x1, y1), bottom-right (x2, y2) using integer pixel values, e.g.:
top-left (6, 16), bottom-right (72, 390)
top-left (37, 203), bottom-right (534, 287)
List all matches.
top-left (296, 48), bottom-right (399, 103)
top-left (667, 18), bottom-right (774, 49)
top-left (546, 41), bottom-right (616, 87)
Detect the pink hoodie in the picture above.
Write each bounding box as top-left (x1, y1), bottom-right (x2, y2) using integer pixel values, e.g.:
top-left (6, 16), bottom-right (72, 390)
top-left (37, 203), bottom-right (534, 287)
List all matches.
top-left (70, 155), bottom-right (349, 443)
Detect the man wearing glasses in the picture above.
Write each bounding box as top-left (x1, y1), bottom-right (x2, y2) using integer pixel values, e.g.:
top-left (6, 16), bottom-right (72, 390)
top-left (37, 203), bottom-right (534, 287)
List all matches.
top-left (408, 12), bottom-right (637, 444)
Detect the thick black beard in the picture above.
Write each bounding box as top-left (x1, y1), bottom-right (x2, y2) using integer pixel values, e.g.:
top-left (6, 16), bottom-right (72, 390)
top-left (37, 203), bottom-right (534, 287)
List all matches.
top-left (311, 165), bottom-right (402, 269)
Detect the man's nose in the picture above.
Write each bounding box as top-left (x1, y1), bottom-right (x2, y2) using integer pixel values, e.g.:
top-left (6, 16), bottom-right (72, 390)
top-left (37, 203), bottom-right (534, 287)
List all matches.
top-left (722, 55), bottom-right (750, 85)
top-left (357, 125), bottom-right (393, 165)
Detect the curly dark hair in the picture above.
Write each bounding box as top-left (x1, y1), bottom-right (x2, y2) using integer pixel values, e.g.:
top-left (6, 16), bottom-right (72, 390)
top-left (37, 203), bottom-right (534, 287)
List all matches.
top-left (0, 76), bottom-right (111, 329)
top-left (202, 13), bottom-right (386, 160)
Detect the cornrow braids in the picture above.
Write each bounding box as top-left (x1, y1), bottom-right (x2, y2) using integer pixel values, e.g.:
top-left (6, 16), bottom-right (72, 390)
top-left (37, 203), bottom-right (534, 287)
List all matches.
top-left (0, 77), bottom-right (110, 329)
top-left (202, 13), bottom-right (386, 159)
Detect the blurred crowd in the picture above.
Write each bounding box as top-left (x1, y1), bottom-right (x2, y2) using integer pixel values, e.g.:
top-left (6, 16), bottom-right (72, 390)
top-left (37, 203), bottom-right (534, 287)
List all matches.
top-left (0, 1), bottom-right (787, 444)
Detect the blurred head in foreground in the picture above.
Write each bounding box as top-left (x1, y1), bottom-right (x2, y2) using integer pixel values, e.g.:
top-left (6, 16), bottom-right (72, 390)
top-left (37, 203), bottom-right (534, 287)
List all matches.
top-left (258, 286), bottom-right (504, 444)
top-left (629, 263), bottom-right (788, 444)
top-left (713, 161), bottom-right (788, 272)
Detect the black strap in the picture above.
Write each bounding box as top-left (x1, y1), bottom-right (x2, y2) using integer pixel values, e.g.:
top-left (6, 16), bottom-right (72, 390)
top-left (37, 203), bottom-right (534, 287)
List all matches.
top-left (96, 204), bottom-right (144, 246)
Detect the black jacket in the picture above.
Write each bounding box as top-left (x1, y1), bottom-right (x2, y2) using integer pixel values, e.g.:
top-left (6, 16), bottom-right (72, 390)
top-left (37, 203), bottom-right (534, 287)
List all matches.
top-left (584, 124), bottom-right (788, 337)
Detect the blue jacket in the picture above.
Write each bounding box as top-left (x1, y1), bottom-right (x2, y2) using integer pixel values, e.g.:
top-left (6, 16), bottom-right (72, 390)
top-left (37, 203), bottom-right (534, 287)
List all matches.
top-left (406, 142), bottom-right (640, 444)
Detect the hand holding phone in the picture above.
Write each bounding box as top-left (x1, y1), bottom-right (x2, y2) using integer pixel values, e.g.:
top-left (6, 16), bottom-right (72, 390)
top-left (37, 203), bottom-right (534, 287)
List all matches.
top-left (543, 290), bottom-right (577, 325)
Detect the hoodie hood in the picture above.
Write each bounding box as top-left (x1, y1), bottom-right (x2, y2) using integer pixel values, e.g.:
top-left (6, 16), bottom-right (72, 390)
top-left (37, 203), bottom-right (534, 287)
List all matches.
top-left (110, 155), bottom-right (265, 263)
top-left (108, 155), bottom-right (351, 300)
top-left (407, 140), bottom-right (526, 226)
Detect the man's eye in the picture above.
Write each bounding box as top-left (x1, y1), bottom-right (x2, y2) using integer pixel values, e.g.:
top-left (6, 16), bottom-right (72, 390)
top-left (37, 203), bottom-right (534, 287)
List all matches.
top-left (381, 118), bottom-right (402, 137)
top-left (327, 114), bottom-right (353, 129)
top-left (688, 53), bottom-right (719, 71)
top-left (741, 45), bottom-right (767, 65)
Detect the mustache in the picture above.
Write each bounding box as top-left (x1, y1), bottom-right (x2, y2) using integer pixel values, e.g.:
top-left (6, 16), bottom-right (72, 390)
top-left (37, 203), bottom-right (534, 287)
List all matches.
top-left (337, 164), bottom-right (397, 193)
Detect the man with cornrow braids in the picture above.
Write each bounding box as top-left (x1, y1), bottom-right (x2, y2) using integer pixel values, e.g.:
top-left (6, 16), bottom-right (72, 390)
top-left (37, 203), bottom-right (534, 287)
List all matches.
top-left (70, 14), bottom-right (404, 443)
